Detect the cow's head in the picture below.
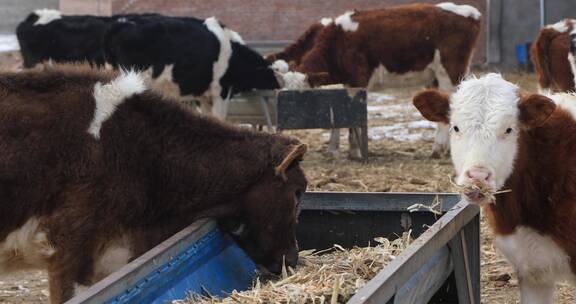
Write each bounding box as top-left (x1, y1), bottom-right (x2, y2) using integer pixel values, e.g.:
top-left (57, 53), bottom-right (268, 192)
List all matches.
top-left (228, 42), bottom-right (281, 92)
top-left (413, 73), bottom-right (556, 204)
top-left (228, 141), bottom-right (308, 275)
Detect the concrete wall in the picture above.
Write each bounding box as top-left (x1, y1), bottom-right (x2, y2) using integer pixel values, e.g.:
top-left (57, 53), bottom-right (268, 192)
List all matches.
top-left (487, 0), bottom-right (576, 70)
top-left (0, 0), bottom-right (58, 33)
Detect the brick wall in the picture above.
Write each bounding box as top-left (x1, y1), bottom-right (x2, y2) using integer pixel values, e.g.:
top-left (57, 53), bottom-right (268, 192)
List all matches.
top-left (65, 0), bottom-right (487, 63)
top-left (60, 0), bottom-right (112, 15)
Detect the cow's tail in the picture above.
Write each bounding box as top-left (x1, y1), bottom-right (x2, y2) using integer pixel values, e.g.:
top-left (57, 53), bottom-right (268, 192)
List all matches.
top-left (530, 28), bottom-right (559, 90)
top-left (266, 23), bottom-right (324, 63)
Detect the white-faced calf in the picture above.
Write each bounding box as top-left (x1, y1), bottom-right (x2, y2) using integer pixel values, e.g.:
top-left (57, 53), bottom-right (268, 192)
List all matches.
top-left (414, 73), bottom-right (576, 304)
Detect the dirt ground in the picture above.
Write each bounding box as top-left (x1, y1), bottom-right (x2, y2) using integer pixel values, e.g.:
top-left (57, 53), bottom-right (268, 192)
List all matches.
top-left (0, 49), bottom-right (574, 303)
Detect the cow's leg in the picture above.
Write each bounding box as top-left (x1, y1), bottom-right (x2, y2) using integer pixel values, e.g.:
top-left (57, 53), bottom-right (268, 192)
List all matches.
top-left (327, 128), bottom-right (340, 155)
top-left (198, 96), bottom-right (213, 115)
top-left (345, 54), bottom-right (371, 159)
top-left (430, 50), bottom-right (457, 158)
top-left (348, 128), bottom-right (363, 160)
top-left (48, 266), bottom-right (76, 304)
top-left (519, 277), bottom-right (554, 304)
top-left (212, 96), bottom-right (230, 120)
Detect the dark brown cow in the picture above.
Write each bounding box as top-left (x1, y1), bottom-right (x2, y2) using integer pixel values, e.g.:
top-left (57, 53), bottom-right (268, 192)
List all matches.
top-left (271, 3), bottom-right (481, 158)
top-left (413, 73), bottom-right (576, 303)
top-left (530, 19), bottom-right (576, 93)
top-left (0, 65), bottom-right (307, 303)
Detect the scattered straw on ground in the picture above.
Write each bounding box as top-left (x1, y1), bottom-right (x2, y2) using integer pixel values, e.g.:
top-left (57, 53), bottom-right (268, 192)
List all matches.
top-left (179, 233), bottom-right (411, 304)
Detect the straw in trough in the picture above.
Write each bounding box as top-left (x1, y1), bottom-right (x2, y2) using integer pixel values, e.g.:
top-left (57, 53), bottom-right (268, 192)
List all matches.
top-left (176, 233), bottom-right (412, 304)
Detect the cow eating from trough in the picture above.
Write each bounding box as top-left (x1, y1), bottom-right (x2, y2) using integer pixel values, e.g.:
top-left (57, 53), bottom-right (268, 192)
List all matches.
top-left (413, 73), bottom-right (576, 303)
top-left (0, 65), bottom-right (307, 303)
top-left (530, 19), bottom-right (576, 93)
top-left (103, 14), bottom-right (282, 120)
top-left (269, 3), bottom-right (481, 159)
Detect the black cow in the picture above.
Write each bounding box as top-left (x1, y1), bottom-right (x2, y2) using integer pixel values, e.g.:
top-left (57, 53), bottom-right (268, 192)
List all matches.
top-left (16, 10), bottom-right (159, 69)
top-left (16, 9), bottom-right (111, 68)
top-left (103, 14), bottom-right (281, 118)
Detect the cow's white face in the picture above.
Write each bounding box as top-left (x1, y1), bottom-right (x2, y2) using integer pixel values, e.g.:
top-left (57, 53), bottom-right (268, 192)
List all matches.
top-left (414, 73), bottom-right (557, 204)
top-left (449, 74), bottom-right (520, 201)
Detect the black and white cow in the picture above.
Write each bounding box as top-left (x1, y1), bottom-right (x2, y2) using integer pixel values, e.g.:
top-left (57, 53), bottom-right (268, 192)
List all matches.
top-left (103, 15), bottom-right (281, 118)
top-left (16, 9), bottom-right (111, 68)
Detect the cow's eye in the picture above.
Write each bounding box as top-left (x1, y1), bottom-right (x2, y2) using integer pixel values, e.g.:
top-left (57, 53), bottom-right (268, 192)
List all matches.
top-left (505, 128), bottom-right (513, 134)
top-left (453, 126), bottom-right (460, 132)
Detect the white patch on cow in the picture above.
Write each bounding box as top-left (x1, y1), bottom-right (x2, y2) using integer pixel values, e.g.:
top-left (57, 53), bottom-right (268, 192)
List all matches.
top-left (203, 17), bottom-right (235, 118)
top-left (143, 64), bottom-right (182, 100)
top-left (546, 20), bottom-right (569, 33)
top-left (226, 29), bottom-right (245, 45)
top-left (496, 226), bottom-right (573, 286)
top-left (549, 92), bottom-right (576, 118)
top-left (449, 74), bottom-right (520, 192)
top-left (568, 46), bottom-right (576, 91)
top-left (93, 241), bottom-right (132, 280)
top-left (334, 11), bottom-right (359, 32)
top-left (320, 18), bottom-right (333, 26)
top-left (88, 71), bottom-right (146, 139)
top-left (282, 71), bottom-right (310, 89)
top-left (271, 59), bottom-right (289, 74)
top-left (33, 9), bottom-right (62, 26)
top-left (0, 217), bottom-right (55, 272)
top-left (436, 2), bottom-right (481, 20)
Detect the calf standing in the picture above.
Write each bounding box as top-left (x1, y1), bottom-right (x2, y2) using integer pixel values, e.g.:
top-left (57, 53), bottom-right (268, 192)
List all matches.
top-left (270, 3), bottom-right (481, 158)
top-left (0, 66), bottom-right (307, 303)
top-left (414, 73), bottom-right (576, 303)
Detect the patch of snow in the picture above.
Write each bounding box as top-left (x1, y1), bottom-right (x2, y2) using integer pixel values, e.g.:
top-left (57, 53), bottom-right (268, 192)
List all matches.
top-left (368, 104), bottom-right (420, 120)
top-left (0, 35), bottom-right (19, 52)
top-left (368, 93), bottom-right (396, 103)
top-left (368, 120), bottom-right (436, 142)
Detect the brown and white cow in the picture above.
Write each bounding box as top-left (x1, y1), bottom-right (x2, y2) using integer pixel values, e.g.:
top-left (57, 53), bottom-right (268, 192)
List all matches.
top-left (270, 3), bottom-right (481, 158)
top-left (414, 73), bottom-right (576, 303)
top-left (530, 19), bottom-right (576, 93)
top-left (0, 65), bottom-right (307, 303)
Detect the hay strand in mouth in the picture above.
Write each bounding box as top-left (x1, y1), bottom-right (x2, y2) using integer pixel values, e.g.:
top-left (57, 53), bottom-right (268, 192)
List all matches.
top-left (448, 175), bottom-right (511, 204)
top-left (178, 234), bottom-right (411, 304)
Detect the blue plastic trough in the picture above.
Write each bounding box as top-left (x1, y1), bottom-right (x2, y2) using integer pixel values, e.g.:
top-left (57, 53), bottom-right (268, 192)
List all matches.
top-left (66, 192), bottom-right (480, 304)
top-left (66, 220), bottom-right (255, 304)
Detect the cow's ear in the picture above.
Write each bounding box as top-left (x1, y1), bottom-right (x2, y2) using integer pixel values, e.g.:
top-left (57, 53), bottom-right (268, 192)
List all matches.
top-left (413, 90), bottom-right (450, 123)
top-left (275, 143), bottom-right (307, 181)
top-left (519, 94), bottom-right (556, 128)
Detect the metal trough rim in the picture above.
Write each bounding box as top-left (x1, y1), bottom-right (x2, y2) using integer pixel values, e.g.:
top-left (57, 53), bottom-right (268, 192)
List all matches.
top-left (301, 191), bottom-right (460, 212)
top-left (347, 200), bottom-right (479, 304)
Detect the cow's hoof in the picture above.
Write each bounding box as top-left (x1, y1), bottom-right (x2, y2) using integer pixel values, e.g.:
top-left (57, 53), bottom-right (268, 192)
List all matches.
top-left (430, 150), bottom-right (442, 159)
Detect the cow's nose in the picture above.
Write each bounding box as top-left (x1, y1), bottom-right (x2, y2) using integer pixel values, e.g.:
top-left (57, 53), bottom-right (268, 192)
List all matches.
top-left (285, 245), bottom-right (299, 268)
top-left (464, 166), bottom-right (492, 183)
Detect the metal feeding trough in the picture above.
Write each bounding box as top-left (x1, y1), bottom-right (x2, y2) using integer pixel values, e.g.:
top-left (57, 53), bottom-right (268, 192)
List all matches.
top-left (227, 88), bottom-right (369, 161)
top-left (66, 192), bottom-right (480, 304)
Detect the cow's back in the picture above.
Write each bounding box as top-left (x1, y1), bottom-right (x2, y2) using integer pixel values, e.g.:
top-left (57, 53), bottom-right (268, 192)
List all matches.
top-left (17, 14), bottom-right (111, 68)
top-left (349, 4), bottom-right (481, 74)
top-left (103, 15), bottom-right (219, 97)
top-left (0, 66), bottom-right (109, 240)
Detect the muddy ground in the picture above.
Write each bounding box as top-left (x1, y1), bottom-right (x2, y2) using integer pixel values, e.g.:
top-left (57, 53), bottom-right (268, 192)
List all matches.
top-left (0, 49), bottom-right (573, 303)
